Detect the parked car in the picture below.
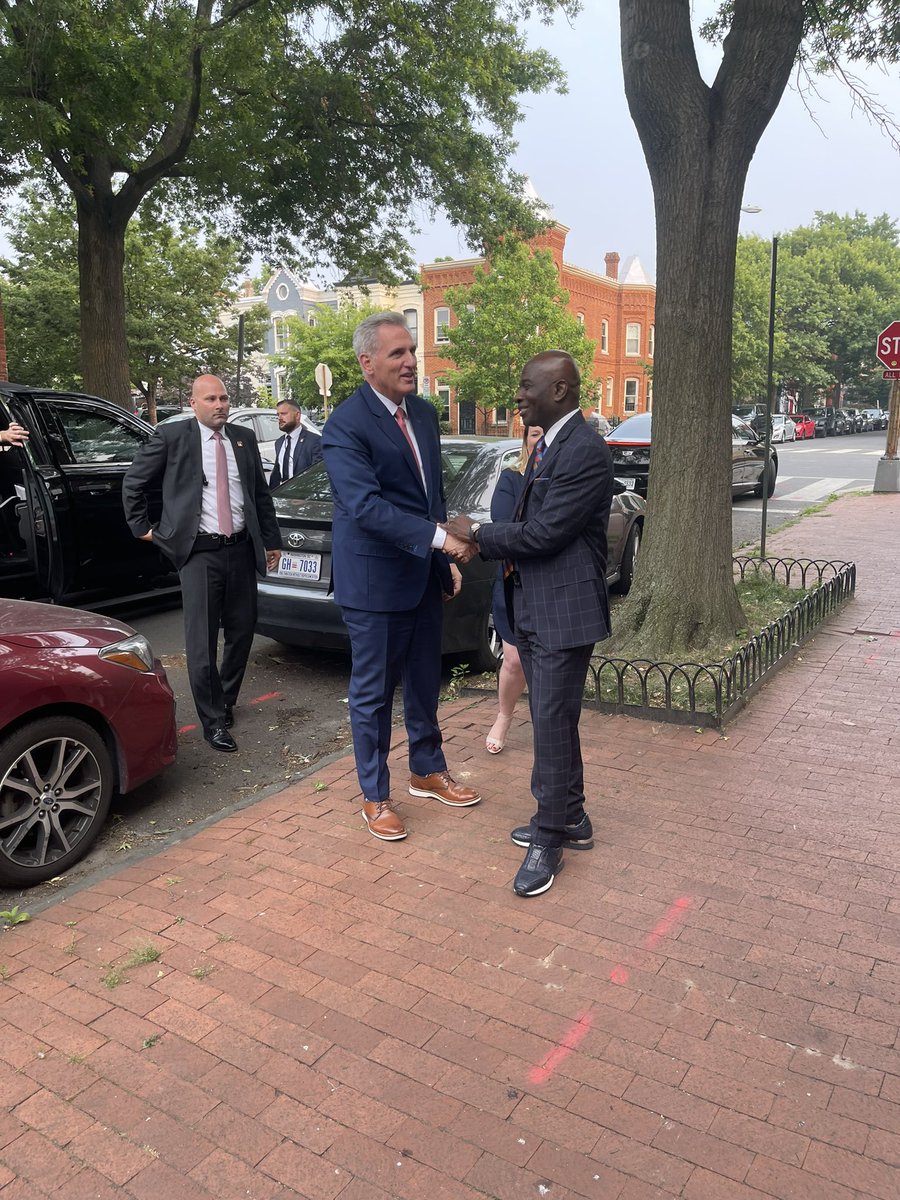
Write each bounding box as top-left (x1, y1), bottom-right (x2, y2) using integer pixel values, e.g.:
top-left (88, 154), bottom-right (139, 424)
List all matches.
top-left (255, 438), bottom-right (646, 673)
top-left (0, 598), bottom-right (177, 886)
top-left (842, 409), bottom-right (861, 434)
top-left (859, 408), bottom-right (886, 431)
top-left (771, 414), bottom-right (796, 443)
top-left (732, 403), bottom-right (770, 438)
top-left (1, 382), bottom-right (178, 604)
top-left (605, 413), bottom-right (778, 499)
top-left (162, 405), bottom-right (320, 465)
top-left (792, 412), bottom-right (816, 440)
top-left (804, 407), bottom-right (843, 437)
top-left (136, 404), bottom-right (184, 424)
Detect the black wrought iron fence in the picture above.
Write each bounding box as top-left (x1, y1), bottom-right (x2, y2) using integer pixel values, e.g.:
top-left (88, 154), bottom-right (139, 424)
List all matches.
top-left (586, 557), bottom-right (856, 728)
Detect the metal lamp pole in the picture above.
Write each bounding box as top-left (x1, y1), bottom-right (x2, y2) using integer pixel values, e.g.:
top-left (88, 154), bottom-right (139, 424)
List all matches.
top-left (759, 236), bottom-right (778, 560)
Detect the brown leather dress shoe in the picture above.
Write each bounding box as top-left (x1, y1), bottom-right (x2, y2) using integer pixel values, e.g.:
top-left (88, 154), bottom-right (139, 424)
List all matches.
top-left (362, 800), bottom-right (407, 840)
top-left (408, 770), bottom-right (481, 807)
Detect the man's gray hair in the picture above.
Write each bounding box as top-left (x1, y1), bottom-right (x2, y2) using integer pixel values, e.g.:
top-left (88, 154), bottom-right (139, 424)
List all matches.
top-left (353, 311), bottom-right (410, 359)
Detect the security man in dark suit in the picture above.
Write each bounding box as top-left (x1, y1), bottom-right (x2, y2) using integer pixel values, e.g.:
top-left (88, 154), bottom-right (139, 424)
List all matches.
top-left (123, 375), bottom-right (281, 752)
top-left (269, 398), bottom-right (323, 488)
top-left (447, 351), bottom-right (614, 897)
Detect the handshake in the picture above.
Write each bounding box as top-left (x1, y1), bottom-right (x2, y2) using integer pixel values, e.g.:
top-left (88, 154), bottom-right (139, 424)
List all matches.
top-left (441, 514), bottom-right (480, 565)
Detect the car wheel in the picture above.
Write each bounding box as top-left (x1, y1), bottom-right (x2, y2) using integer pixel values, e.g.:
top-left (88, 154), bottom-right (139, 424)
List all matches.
top-left (754, 463), bottom-right (777, 499)
top-left (614, 522), bottom-right (641, 594)
top-left (0, 717), bottom-right (113, 887)
top-left (470, 605), bottom-right (503, 675)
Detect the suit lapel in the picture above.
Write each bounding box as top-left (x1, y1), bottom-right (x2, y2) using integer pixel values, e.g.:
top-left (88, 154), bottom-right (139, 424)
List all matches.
top-left (362, 382), bottom-right (426, 494)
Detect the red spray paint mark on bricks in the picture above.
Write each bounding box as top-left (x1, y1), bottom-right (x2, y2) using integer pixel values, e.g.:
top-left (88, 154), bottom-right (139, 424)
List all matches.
top-left (249, 691), bottom-right (281, 704)
top-left (177, 723), bottom-right (198, 735)
top-left (529, 1011), bottom-right (593, 1084)
top-left (608, 895), bottom-right (693, 983)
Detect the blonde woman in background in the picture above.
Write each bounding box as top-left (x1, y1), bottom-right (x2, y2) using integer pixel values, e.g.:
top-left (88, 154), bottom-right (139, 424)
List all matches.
top-left (485, 424), bottom-right (543, 753)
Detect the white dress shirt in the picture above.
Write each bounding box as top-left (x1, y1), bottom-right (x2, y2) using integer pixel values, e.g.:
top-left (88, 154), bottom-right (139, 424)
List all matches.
top-left (198, 424), bottom-right (245, 534)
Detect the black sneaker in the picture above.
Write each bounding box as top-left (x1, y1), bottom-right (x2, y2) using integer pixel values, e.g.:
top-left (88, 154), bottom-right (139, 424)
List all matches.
top-left (513, 845), bottom-right (564, 897)
top-left (510, 813), bottom-right (593, 850)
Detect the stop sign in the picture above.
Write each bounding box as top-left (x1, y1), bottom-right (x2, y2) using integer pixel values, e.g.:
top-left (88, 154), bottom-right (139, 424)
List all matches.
top-left (876, 321), bottom-right (900, 369)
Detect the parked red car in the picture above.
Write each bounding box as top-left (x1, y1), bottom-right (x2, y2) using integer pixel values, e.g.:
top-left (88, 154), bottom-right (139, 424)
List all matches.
top-left (792, 413), bottom-right (816, 440)
top-left (0, 599), bottom-right (176, 886)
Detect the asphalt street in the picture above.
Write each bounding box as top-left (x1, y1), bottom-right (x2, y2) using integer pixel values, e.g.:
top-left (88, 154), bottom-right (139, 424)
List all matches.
top-left (2, 429), bottom-right (889, 907)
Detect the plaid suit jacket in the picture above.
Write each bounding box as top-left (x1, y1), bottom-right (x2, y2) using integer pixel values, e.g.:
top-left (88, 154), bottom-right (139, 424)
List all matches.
top-left (476, 412), bottom-right (613, 650)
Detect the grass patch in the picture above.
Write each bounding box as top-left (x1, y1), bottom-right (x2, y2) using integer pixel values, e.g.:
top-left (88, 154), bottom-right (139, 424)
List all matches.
top-left (101, 942), bottom-right (163, 989)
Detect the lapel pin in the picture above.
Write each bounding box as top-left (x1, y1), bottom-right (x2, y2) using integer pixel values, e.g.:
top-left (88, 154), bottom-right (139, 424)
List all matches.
top-left (236, 440), bottom-right (243, 447)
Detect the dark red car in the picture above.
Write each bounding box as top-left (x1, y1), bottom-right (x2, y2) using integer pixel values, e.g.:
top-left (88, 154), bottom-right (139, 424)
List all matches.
top-left (0, 599), bottom-right (176, 887)
top-left (792, 413), bottom-right (816, 440)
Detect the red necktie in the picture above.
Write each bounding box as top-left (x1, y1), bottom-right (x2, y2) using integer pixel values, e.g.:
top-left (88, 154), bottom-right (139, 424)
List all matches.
top-left (395, 406), bottom-right (423, 475)
top-left (213, 431), bottom-right (234, 536)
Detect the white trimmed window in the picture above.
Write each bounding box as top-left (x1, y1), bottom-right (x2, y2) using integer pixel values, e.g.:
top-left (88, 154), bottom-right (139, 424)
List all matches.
top-left (648, 324), bottom-right (655, 357)
top-left (606, 376), bottom-right (613, 409)
top-left (576, 312), bottom-right (585, 326)
top-left (272, 317), bottom-right (288, 353)
top-left (275, 282), bottom-right (289, 301)
top-left (404, 307), bottom-right (418, 345)
top-left (600, 319), bottom-right (609, 354)
top-left (625, 323), bottom-right (641, 356)
top-left (624, 378), bottom-right (639, 412)
top-left (435, 306), bottom-right (450, 343)
top-left (647, 380), bottom-right (653, 411)
top-left (436, 382), bottom-right (451, 423)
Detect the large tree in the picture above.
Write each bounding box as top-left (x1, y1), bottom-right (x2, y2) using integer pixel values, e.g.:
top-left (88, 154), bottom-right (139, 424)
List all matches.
top-left (443, 241), bottom-right (596, 434)
top-left (276, 299), bottom-right (385, 411)
top-left (613, 1), bottom-right (899, 658)
top-left (0, 0), bottom-right (575, 405)
top-left (1, 191), bottom-right (265, 411)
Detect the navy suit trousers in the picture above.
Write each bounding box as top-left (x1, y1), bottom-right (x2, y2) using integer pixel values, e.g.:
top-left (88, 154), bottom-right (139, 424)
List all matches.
top-left (513, 585), bottom-right (593, 848)
top-left (340, 575), bottom-right (446, 801)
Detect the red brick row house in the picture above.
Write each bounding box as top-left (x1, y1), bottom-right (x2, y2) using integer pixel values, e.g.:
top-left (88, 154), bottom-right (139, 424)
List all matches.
top-left (421, 222), bottom-right (656, 434)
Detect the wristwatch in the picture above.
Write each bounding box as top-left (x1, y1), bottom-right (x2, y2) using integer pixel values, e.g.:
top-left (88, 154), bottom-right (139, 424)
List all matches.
top-left (469, 521), bottom-right (482, 539)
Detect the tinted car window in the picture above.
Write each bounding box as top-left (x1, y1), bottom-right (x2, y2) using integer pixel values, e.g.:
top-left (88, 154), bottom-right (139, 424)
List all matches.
top-left (53, 407), bottom-right (146, 464)
top-left (275, 460), bottom-right (334, 502)
top-left (607, 413), bottom-right (652, 440)
top-left (731, 416), bottom-right (756, 443)
top-left (253, 413), bottom-right (281, 442)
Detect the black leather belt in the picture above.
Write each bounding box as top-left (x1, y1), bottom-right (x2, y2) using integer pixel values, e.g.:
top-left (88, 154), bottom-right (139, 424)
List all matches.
top-left (193, 529), bottom-right (249, 551)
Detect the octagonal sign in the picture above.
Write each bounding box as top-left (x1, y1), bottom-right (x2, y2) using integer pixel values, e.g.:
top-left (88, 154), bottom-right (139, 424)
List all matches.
top-left (876, 321), bottom-right (900, 369)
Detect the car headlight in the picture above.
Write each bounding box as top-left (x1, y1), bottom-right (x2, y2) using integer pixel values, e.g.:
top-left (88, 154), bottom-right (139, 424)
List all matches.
top-left (98, 633), bottom-right (155, 672)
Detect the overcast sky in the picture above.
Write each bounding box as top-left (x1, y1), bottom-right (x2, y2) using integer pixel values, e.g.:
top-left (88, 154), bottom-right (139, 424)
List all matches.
top-left (411, 5), bottom-right (900, 278)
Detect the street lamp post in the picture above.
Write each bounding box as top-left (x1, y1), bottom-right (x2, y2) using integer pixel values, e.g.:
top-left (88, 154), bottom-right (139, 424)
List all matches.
top-left (759, 236), bottom-right (778, 560)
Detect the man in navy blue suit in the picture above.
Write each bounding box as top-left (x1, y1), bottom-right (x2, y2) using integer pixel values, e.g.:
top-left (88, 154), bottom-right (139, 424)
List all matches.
top-left (447, 351), bottom-right (613, 896)
top-left (322, 312), bottom-right (480, 841)
top-left (269, 399), bottom-right (323, 488)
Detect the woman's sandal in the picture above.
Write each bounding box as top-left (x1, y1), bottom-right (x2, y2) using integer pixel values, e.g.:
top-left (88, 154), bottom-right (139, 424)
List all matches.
top-left (486, 713), bottom-right (513, 754)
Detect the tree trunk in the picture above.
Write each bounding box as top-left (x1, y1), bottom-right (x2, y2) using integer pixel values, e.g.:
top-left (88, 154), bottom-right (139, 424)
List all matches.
top-left (77, 197), bottom-right (133, 406)
top-left (610, 0), bottom-right (803, 659)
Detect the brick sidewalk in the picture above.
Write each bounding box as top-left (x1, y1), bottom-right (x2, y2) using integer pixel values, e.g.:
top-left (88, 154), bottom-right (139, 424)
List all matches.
top-left (1, 493), bottom-right (898, 1199)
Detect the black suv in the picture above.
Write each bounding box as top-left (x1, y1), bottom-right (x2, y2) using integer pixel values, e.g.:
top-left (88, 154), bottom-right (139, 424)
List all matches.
top-left (1, 382), bottom-right (177, 604)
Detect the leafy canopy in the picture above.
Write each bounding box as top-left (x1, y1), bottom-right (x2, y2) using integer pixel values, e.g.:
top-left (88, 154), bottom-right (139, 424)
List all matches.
top-left (442, 241), bottom-right (596, 419)
top-left (275, 300), bottom-right (386, 410)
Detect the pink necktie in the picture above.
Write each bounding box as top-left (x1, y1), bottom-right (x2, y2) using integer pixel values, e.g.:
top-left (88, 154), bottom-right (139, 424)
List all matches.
top-left (394, 406), bottom-right (423, 476)
top-left (213, 431), bottom-right (234, 536)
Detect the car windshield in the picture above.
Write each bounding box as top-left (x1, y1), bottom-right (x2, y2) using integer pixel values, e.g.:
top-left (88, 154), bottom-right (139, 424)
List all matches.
top-left (732, 406), bottom-right (757, 420)
top-left (272, 439), bottom-right (521, 516)
top-left (607, 413), bottom-right (652, 440)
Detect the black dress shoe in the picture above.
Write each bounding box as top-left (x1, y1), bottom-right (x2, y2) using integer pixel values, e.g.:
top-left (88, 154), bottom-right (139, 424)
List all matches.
top-left (224, 706), bottom-right (234, 728)
top-left (511, 813), bottom-right (593, 850)
top-left (513, 844), bottom-right (564, 897)
top-left (205, 726), bottom-right (237, 752)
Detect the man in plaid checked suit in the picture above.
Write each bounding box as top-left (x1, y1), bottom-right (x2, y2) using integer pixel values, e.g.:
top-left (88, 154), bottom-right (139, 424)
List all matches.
top-left (446, 351), bottom-right (614, 896)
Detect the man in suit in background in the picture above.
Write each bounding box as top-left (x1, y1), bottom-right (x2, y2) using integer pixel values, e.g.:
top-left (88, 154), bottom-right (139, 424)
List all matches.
top-left (322, 311), bottom-right (479, 841)
top-left (447, 351), bottom-right (613, 896)
top-left (123, 375), bottom-right (281, 752)
top-left (269, 398), bottom-right (323, 488)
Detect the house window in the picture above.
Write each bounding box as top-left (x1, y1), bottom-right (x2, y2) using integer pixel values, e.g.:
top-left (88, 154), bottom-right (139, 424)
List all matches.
top-left (275, 283), bottom-right (289, 301)
top-left (435, 306), bottom-right (450, 343)
top-left (624, 378), bottom-right (639, 412)
top-left (625, 323), bottom-right (641, 356)
top-left (648, 324), bottom-right (655, 357)
top-left (606, 377), bottom-right (613, 409)
top-left (493, 406), bottom-right (508, 424)
top-left (272, 317), bottom-right (288, 353)
top-left (576, 312), bottom-right (585, 326)
top-left (403, 308), bottom-right (418, 345)
top-left (273, 369), bottom-right (286, 400)
top-left (600, 319), bottom-right (609, 354)
top-left (307, 312), bottom-right (317, 327)
top-left (647, 380), bottom-right (653, 411)
top-left (435, 382), bottom-right (451, 423)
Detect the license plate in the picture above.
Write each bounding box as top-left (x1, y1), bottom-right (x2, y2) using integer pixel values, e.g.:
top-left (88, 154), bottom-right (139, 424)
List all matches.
top-left (621, 477), bottom-right (636, 490)
top-left (275, 551), bottom-right (321, 580)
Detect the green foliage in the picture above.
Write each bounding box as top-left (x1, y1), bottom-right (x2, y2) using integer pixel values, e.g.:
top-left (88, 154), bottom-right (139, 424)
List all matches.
top-left (1, 191), bottom-right (263, 399)
top-left (276, 300), bottom-right (385, 410)
top-left (733, 213), bottom-right (900, 405)
top-left (443, 241), bottom-right (596, 425)
top-left (0, 906), bottom-right (30, 927)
